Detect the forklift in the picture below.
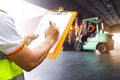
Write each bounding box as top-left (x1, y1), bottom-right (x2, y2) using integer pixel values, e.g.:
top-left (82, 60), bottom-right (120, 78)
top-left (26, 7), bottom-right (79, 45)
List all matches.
top-left (74, 17), bottom-right (114, 53)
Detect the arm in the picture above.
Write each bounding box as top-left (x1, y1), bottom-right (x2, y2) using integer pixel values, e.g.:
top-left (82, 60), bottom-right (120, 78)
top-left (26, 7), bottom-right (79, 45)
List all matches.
top-left (87, 25), bottom-right (96, 32)
top-left (8, 23), bottom-right (59, 71)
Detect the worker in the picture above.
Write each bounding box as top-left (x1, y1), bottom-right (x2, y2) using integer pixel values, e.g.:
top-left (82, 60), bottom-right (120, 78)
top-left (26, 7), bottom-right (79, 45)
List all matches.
top-left (0, 10), bottom-right (59, 80)
top-left (68, 25), bottom-right (73, 45)
top-left (81, 23), bottom-right (96, 44)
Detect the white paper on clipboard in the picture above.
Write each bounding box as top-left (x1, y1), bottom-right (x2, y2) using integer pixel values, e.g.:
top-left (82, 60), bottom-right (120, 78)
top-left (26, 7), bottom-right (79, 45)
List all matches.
top-left (28, 11), bottom-right (77, 59)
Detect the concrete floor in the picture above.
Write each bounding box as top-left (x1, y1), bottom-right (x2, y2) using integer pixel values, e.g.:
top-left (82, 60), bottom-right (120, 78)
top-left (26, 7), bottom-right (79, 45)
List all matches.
top-left (24, 49), bottom-right (120, 80)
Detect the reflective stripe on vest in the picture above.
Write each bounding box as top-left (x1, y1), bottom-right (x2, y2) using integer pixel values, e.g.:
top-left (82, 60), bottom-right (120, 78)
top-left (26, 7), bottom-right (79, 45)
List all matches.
top-left (0, 10), bottom-right (23, 80)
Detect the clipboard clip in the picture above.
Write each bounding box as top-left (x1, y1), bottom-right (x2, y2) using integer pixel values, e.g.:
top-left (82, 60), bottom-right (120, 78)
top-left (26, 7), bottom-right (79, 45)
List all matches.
top-left (52, 6), bottom-right (67, 15)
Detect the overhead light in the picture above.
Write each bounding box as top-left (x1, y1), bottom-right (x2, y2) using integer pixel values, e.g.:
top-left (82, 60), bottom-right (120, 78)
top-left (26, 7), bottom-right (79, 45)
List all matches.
top-left (107, 3), bottom-right (111, 7)
top-left (106, 0), bottom-right (111, 7)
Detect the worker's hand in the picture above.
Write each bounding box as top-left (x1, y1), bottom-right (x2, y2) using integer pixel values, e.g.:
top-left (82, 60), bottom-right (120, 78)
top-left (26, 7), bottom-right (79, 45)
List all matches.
top-left (24, 34), bottom-right (39, 45)
top-left (45, 23), bottom-right (59, 45)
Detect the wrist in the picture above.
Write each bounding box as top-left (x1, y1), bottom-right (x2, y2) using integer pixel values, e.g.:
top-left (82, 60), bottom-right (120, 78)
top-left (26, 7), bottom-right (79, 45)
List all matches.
top-left (45, 38), bottom-right (55, 47)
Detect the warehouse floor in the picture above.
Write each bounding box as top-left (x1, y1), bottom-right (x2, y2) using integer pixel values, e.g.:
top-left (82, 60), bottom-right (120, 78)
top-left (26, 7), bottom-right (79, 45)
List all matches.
top-left (24, 49), bottom-right (120, 80)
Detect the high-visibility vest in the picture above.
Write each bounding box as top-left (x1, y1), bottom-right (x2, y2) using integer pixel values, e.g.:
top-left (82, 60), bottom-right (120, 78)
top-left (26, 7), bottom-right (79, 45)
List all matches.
top-left (0, 58), bottom-right (23, 80)
top-left (0, 10), bottom-right (23, 80)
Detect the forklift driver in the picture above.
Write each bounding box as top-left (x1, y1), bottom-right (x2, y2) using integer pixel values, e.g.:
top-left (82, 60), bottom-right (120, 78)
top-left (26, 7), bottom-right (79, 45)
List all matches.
top-left (81, 23), bottom-right (96, 44)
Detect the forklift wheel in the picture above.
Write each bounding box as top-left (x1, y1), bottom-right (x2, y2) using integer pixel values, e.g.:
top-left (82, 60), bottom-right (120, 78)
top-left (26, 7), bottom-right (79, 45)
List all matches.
top-left (97, 43), bottom-right (108, 53)
top-left (74, 42), bottom-right (83, 51)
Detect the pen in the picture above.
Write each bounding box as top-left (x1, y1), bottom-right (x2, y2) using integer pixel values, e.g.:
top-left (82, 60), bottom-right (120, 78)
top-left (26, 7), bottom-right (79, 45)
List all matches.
top-left (49, 21), bottom-right (52, 25)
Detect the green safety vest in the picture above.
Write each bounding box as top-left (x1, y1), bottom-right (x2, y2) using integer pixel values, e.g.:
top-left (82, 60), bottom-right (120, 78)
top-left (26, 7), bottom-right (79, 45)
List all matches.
top-left (0, 58), bottom-right (23, 80)
top-left (0, 10), bottom-right (23, 80)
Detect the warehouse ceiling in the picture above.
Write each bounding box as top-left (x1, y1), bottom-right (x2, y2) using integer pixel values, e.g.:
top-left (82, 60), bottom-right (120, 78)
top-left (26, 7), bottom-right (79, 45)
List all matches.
top-left (74, 0), bottom-right (120, 27)
top-left (24, 0), bottom-right (120, 27)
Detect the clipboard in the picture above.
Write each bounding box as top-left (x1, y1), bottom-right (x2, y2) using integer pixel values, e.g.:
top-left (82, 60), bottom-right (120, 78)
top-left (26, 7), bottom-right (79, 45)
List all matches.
top-left (28, 10), bottom-right (77, 59)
